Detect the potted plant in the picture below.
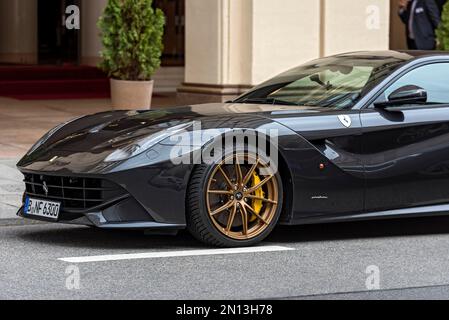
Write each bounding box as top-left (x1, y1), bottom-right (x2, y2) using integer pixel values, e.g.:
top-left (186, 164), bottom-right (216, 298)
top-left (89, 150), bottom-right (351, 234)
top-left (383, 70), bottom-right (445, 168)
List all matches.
top-left (436, 2), bottom-right (449, 50)
top-left (98, 0), bottom-right (165, 110)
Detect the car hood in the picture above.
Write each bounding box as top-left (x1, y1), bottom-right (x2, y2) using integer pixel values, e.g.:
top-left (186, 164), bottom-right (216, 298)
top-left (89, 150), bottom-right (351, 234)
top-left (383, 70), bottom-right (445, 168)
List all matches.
top-left (31, 103), bottom-right (324, 152)
top-left (17, 102), bottom-right (326, 172)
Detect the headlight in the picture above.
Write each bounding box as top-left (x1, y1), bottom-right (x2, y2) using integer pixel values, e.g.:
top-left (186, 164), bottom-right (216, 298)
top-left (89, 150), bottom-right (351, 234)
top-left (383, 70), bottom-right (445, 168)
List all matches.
top-left (26, 117), bottom-right (83, 155)
top-left (104, 122), bottom-right (193, 162)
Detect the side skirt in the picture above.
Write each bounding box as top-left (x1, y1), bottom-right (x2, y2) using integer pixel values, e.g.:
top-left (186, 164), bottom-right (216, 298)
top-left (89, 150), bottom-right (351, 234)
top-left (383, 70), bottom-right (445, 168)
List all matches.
top-left (283, 203), bottom-right (449, 226)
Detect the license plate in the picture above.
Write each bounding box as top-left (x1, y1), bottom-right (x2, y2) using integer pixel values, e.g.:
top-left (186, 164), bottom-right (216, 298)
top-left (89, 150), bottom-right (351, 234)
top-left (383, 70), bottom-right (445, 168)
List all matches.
top-left (24, 197), bottom-right (61, 220)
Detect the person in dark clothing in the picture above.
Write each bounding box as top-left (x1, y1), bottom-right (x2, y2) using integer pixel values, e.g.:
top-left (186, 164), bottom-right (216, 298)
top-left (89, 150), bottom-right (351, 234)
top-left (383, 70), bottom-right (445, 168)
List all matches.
top-left (399, 0), bottom-right (441, 50)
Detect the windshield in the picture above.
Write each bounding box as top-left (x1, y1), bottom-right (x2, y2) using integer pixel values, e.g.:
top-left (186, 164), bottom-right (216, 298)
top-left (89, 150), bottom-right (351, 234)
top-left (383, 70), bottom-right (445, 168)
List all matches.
top-left (233, 55), bottom-right (406, 109)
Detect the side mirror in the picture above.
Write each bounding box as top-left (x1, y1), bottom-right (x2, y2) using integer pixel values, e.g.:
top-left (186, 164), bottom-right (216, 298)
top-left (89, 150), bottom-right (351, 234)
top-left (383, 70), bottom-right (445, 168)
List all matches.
top-left (375, 85), bottom-right (427, 108)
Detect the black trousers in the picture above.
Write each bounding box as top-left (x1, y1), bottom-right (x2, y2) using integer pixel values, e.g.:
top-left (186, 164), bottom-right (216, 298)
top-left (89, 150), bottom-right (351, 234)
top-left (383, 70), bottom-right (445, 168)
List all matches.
top-left (407, 38), bottom-right (418, 50)
top-left (407, 37), bottom-right (437, 50)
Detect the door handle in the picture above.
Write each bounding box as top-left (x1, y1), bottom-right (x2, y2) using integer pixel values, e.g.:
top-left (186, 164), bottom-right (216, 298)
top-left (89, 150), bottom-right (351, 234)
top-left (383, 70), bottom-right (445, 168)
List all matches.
top-left (378, 109), bottom-right (405, 122)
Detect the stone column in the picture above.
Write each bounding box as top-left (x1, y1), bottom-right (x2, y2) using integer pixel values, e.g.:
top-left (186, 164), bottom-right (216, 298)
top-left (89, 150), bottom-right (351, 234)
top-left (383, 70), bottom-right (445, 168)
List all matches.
top-left (250, 0), bottom-right (321, 84)
top-left (321, 0), bottom-right (390, 56)
top-left (0, 0), bottom-right (38, 64)
top-left (80, 0), bottom-right (107, 66)
top-left (179, 0), bottom-right (254, 103)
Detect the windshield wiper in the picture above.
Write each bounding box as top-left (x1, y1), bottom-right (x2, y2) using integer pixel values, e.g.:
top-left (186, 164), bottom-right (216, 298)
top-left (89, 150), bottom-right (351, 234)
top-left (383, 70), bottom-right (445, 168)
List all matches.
top-left (238, 97), bottom-right (299, 106)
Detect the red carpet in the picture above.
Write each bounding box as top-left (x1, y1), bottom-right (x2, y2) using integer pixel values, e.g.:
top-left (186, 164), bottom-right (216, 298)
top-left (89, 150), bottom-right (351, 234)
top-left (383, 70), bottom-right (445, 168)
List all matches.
top-left (0, 65), bottom-right (110, 100)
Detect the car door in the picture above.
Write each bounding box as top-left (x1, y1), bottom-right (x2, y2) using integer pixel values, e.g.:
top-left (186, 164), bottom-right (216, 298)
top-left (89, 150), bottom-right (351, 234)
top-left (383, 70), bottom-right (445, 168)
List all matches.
top-left (270, 107), bottom-right (365, 220)
top-left (360, 61), bottom-right (449, 212)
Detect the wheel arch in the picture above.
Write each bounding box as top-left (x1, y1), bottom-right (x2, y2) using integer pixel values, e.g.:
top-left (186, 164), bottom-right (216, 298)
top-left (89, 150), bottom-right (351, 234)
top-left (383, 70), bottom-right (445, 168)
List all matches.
top-left (277, 148), bottom-right (294, 223)
top-left (183, 128), bottom-right (295, 226)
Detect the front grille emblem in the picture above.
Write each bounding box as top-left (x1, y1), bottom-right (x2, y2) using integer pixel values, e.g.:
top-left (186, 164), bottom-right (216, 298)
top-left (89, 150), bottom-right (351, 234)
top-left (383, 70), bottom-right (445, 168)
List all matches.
top-left (42, 181), bottom-right (49, 196)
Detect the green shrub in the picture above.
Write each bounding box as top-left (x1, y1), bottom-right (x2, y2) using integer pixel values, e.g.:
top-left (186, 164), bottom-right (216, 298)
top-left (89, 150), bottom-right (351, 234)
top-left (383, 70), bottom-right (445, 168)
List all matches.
top-left (98, 0), bottom-right (165, 81)
top-left (436, 2), bottom-right (449, 50)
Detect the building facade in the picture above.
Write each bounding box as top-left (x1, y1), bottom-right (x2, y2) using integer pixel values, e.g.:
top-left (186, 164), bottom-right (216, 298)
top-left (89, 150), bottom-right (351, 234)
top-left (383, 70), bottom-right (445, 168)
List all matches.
top-left (0, 0), bottom-right (429, 101)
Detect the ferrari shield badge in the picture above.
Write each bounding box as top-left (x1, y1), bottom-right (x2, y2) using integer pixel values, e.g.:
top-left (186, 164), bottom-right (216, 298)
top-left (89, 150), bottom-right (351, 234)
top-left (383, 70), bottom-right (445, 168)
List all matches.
top-left (338, 115), bottom-right (352, 128)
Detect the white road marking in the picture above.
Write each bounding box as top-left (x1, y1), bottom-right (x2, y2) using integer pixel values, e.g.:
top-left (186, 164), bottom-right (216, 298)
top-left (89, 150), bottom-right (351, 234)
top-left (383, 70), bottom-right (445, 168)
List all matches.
top-left (58, 245), bottom-right (295, 263)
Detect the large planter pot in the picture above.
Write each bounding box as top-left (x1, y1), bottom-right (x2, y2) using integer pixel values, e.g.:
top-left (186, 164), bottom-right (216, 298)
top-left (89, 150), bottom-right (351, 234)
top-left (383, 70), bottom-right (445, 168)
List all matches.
top-left (110, 79), bottom-right (154, 110)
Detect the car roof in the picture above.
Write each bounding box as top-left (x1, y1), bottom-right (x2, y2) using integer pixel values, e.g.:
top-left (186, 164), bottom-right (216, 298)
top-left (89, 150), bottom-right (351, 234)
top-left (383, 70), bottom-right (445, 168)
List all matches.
top-left (335, 50), bottom-right (449, 62)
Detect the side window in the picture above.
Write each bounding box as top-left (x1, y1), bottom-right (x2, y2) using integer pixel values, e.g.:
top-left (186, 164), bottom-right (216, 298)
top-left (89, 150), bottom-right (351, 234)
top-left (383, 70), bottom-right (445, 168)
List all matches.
top-left (384, 63), bottom-right (449, 105)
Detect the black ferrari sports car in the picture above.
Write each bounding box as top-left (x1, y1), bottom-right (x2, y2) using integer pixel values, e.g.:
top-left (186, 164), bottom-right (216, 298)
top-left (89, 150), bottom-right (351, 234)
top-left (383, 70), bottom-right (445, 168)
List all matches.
top-left (17, 50), bottom-right (449, 247)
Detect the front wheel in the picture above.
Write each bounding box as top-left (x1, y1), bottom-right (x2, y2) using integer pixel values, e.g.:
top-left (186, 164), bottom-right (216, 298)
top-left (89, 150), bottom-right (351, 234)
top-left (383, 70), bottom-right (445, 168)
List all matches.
top-left (187, 152), bottom-right (283, 247)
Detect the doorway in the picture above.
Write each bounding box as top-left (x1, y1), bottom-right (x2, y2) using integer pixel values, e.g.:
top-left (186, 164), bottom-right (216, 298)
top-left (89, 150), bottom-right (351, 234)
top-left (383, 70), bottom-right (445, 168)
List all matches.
top-left (38, 0), bottom-right (80, 65)
top-left (154, 0), bottom-right (185, 66)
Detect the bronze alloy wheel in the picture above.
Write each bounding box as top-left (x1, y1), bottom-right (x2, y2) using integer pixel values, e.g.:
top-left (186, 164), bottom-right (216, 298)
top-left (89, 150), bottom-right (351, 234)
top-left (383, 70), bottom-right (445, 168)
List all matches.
top-left (205, 153), bottom-right (279, 240)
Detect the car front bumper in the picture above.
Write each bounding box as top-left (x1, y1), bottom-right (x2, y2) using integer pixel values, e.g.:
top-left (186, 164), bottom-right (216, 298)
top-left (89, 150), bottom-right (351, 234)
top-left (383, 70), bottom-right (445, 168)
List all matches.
top-left (17, 194), bottom-right (185, 231)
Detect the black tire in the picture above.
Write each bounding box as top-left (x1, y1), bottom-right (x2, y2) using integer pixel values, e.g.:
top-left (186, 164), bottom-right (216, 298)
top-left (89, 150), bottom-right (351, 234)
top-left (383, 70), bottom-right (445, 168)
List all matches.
top-left (186, 153), bottom-right (283, 247)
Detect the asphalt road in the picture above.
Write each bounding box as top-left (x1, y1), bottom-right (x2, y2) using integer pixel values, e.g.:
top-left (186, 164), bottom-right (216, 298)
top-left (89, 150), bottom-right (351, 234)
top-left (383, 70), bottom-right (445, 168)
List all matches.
top-left (2, 216), bottom-right (449, 300)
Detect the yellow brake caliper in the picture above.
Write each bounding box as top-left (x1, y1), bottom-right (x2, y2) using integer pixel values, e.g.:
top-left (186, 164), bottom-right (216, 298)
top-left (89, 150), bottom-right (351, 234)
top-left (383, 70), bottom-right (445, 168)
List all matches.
top-left (250, 172), bottom-right (265, 222)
